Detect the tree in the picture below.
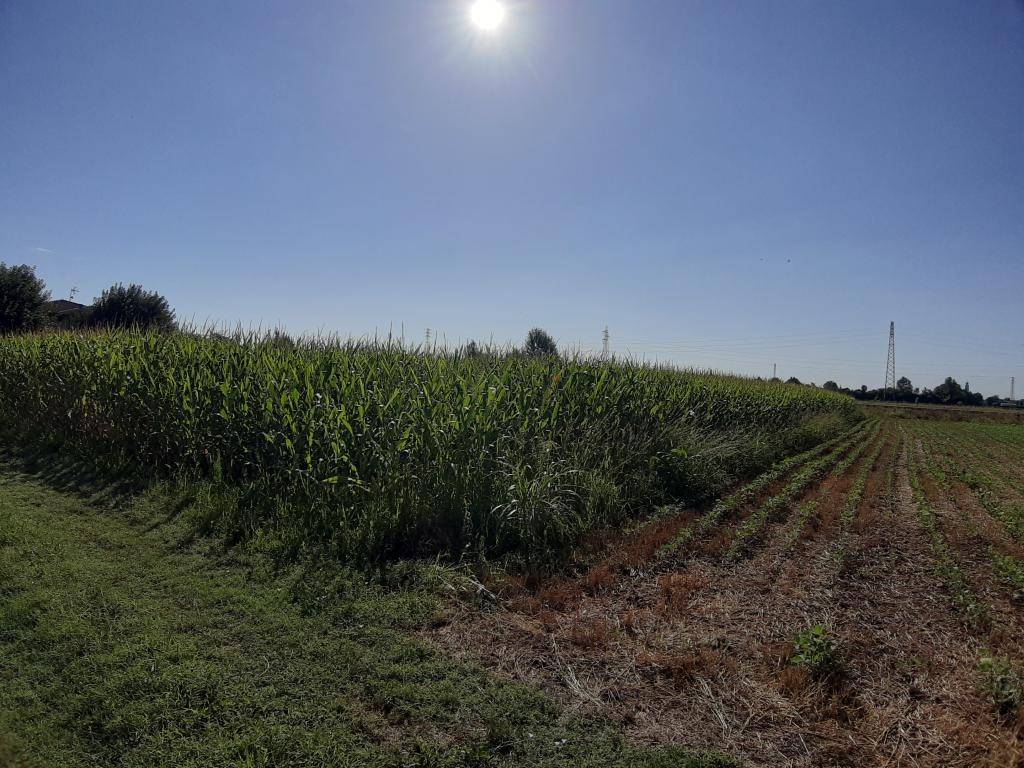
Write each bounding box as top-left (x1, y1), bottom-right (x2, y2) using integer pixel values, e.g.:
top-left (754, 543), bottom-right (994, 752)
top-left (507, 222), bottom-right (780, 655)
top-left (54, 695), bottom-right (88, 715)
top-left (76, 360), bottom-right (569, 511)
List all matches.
top-left (262, 328), bottom-right (295, 350)
top-left (933, 376), bottom-right (966, 405)
top-left (785, 376), bottom-right (801, 385)
top-left (822, 381), bottom-right (839, 391)
top-left (0, 263), bottom-right (50, 334)
top-left (524, 327), bottom-right (557, 356)
top-left (91, 283), bottom-right (175, 331)
top-left (896, 376), bottom-right (913, 394)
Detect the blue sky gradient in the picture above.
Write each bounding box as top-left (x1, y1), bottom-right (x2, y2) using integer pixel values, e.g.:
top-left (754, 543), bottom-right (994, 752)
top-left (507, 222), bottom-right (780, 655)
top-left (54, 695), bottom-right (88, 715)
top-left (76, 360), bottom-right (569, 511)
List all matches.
top-left (2, 1), bottom-right (1022, 393)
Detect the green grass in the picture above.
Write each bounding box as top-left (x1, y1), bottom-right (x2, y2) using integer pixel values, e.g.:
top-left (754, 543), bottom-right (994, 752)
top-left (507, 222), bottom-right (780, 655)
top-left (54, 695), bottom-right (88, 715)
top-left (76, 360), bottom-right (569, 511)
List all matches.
top-left (0, 459), bottom-right (734, 768)
top-left (0, 330), bottom-right (859, 566)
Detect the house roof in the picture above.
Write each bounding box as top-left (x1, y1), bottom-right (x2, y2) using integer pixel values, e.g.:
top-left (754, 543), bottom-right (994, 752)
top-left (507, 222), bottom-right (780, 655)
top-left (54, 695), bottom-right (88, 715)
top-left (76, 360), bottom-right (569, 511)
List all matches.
top-left (44, 299), bottom-right (87, 314)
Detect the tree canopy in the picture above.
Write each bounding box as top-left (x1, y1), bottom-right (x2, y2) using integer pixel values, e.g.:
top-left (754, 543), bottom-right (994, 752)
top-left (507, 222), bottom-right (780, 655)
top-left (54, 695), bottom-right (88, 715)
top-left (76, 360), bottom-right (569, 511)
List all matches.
top-left (0, 263), bottom-right (50, 334)
top-left (524, 328), bottom-right (557, 356)
top-left (91, 283), bottom-right (176, 331)
top-left (829, 375), bottom-right (992, 407)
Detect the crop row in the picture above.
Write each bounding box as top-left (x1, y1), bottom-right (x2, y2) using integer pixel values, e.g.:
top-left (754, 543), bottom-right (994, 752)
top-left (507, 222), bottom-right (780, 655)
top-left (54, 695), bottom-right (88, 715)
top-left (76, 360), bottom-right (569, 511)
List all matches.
top-left (726, 420), bottom-right (879, 559)
top-left (827, 427), bottom-right (892, 569)
top-left (657, 420), bottom-right (870, 560)
top-left (911, 424), bottom-right (1024, 597)
top-left (904, 429), bottom-right (988, 627)
top-left (913, 423), bottom-right (1024, 545)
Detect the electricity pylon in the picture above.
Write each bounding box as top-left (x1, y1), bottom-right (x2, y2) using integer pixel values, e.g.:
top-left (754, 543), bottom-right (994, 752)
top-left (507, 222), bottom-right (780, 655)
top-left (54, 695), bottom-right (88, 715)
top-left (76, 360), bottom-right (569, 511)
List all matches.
top-left (884, 322), bottom-right (896, 399)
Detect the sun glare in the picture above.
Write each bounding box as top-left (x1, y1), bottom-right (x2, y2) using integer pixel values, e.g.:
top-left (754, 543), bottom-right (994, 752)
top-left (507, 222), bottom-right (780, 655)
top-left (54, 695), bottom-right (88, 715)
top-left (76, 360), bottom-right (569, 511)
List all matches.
top-left (470, 0), bottom-right (506, 32)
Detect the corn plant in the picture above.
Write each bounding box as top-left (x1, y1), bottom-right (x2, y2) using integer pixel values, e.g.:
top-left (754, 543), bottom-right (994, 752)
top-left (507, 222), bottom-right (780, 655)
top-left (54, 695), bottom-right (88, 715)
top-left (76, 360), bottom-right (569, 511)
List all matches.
top-left (0, 329), bottom-right (860, 564)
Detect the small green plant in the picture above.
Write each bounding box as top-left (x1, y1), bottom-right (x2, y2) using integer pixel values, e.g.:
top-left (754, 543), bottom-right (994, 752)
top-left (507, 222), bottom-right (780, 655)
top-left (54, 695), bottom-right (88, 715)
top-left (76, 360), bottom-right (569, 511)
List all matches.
top-left (979, 655), bottom-right (1024, 721)
top-left (990, 551), bottom-right (1024, 596)
top-left (791, 624), bottom-right (842, 679)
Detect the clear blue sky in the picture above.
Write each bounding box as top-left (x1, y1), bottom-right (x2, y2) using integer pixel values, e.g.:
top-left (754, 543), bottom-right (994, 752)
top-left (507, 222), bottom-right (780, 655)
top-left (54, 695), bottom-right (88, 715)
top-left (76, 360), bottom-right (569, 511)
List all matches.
top-left (2, 0), bottom-right (1023, 394)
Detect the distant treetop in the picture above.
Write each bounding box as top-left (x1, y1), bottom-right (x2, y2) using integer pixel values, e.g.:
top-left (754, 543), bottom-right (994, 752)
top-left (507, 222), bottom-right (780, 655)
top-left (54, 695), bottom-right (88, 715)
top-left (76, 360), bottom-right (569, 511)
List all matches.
top-left (524, 328), bottom-right (557, 356)
top-left (92, 283), bottom-right (176, 332)
top-left (0, 263), bottom-right (50, 334)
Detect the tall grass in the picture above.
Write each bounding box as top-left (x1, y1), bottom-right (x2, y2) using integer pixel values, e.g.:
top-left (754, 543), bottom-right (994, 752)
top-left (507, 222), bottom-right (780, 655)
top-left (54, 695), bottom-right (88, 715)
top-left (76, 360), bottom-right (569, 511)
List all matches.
top-left (0, 330), bottom-right (860, 564)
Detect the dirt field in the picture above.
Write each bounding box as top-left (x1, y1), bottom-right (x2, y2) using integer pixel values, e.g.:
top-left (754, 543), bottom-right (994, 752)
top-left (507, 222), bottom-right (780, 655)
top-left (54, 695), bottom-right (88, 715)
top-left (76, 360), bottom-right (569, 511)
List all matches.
top-left (429, 417), bottom-right (1024, 767)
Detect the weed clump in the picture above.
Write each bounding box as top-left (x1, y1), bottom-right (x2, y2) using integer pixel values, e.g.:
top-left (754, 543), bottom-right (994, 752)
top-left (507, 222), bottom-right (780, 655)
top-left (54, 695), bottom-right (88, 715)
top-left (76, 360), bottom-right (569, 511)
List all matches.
top-left (791, 625), bottom-right (843, 680)
top-left (979, 655), bottom-right (1024, 724)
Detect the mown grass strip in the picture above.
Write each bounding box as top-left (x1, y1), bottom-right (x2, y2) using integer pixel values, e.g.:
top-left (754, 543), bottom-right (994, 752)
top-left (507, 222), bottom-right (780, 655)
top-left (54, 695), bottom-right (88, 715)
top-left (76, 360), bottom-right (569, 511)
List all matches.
top-left (0, 467), bottom-right (737, 768)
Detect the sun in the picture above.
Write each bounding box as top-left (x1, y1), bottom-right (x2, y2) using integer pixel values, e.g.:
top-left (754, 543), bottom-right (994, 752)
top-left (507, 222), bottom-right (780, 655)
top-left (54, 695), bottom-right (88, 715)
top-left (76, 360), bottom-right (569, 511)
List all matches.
top-left (469, 0), bottom-right (506, 32)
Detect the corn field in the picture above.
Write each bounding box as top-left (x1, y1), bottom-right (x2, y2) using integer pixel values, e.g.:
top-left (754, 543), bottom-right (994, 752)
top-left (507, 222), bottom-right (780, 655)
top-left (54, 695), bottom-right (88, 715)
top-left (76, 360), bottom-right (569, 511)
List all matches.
top-left (0, 330), bottom-right (860, 563)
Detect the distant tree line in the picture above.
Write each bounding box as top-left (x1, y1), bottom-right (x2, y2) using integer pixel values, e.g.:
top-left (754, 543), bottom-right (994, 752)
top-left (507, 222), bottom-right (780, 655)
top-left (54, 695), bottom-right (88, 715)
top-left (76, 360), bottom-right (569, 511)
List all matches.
top-left (818, 376), bottom-right (1019, 408)
top-left (0, 263), bottom-right (175, 334)
top-left (459, 328), bottom-right (559, 359)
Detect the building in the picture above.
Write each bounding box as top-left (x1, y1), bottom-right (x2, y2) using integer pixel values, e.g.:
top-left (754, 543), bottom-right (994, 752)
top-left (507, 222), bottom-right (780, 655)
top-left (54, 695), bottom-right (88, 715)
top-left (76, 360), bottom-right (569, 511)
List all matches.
top-left (43, 299), bottom-right (92, 329)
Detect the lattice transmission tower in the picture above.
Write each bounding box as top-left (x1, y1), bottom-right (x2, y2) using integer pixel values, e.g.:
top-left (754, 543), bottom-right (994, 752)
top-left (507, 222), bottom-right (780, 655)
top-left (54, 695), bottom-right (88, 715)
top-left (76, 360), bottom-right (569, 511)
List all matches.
top-left (884, 321), bottom-right (896, 399)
